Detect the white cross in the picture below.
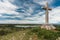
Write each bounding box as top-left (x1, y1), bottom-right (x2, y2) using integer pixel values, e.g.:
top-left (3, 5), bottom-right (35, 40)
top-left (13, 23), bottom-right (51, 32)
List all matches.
top-left (42, 2), bottom-right (52, 24)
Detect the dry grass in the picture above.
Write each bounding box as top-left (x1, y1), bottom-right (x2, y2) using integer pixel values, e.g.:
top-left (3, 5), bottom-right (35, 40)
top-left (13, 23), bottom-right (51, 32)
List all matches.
top-left (0, 27), bottom-right (60, 40)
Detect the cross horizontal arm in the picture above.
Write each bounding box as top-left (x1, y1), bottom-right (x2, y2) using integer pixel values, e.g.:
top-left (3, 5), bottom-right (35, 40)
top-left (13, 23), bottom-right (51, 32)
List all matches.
top-left (42, 8), bottom-right (52, 10)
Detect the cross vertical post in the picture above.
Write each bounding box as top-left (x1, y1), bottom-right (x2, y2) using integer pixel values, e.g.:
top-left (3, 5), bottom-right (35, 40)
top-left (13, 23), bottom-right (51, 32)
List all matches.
top-left (42, 2), bottom-right (52, 24)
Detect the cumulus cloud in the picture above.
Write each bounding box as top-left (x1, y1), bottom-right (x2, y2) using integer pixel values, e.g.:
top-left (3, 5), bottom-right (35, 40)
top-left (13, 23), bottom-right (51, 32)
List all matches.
top-left (0, 0), bottom-right (60, 24)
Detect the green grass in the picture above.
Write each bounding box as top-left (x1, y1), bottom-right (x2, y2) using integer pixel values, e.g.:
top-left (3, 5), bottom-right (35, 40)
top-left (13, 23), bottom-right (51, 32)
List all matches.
top-left (0, 25), bottom-right (60, 40)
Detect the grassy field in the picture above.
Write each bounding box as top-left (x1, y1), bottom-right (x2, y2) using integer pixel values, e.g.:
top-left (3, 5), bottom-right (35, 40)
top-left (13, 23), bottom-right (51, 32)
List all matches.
top-left (0, 24), bottom-right (60, 40)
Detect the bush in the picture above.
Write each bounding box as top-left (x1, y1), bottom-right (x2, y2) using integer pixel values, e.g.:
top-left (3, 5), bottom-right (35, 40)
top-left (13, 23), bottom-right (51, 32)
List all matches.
top-left (30, 27), bottom-right (60, 40)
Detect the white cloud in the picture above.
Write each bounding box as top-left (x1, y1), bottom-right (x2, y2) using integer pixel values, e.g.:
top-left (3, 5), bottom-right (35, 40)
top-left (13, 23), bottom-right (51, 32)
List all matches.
top-left (33, 0), bottom-right (53, 5)
top-left (0, 20), bottom-right (44, 24)
top-left (0, 0), bottom-right (18, 14)
top-left (20, 6), bottom-right (60, 24)
top-left (49, 6), bottom-right (60, 24)
top-left (0, 0), bottom-right (60, 24)
top-left (0, 0), bottom-right (24, 19)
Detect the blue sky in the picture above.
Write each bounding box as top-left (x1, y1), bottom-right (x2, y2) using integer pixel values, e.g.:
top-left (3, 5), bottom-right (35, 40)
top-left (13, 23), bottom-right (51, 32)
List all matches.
top-left (0, 0), bottom-right (60, 24)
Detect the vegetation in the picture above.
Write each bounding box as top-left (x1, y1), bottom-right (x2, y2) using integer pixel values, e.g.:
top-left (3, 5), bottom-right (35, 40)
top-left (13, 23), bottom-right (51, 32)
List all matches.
top-left (0, 24), bottom-right (60, 40)
top-left (30, 27), bottom-right (60, 40)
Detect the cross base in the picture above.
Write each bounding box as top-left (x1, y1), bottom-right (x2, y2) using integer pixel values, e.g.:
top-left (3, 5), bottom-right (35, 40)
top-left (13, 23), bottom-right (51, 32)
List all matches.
top-left (40, 24), bottom-right (56, 30)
